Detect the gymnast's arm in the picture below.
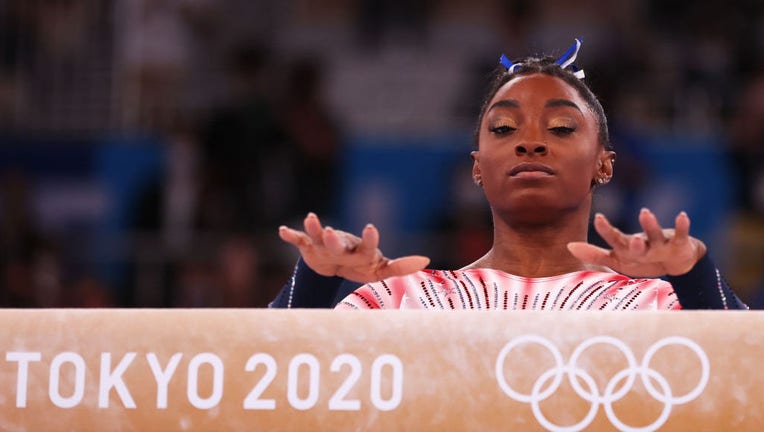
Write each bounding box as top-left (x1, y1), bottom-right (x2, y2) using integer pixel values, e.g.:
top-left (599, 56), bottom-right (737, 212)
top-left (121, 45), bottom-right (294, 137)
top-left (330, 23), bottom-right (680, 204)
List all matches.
top-left (269, 258), bottom-right (359, 308)
top-left (568, 209), bottom-right (748, 310)
top-left (665, 253), bottom-right (748, 310)
top-left (270, 213), bottom-right (429, 308)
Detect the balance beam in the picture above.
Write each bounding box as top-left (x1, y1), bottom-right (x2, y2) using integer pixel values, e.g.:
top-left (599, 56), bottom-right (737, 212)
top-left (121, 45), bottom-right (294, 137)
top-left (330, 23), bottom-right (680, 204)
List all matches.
top-left (0, 309), bottom-right (760, 431)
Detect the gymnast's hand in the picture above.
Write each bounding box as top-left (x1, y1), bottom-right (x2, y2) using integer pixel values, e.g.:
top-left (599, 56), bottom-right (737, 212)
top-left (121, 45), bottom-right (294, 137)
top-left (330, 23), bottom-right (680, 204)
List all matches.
top-left (278, 213), bottom-right (430, 283)
top-left (566, 208), bottom-right (707, 277)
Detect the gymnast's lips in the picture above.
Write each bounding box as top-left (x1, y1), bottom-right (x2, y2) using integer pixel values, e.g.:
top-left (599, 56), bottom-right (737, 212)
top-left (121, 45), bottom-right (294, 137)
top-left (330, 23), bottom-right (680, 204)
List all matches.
top-left (508, 162), bottom-right (555, 177)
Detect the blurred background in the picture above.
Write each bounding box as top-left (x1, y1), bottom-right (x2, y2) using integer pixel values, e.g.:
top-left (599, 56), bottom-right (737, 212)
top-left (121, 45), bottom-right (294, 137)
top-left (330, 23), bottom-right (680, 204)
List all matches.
top-left (0, 0), bottom-right (763, 308)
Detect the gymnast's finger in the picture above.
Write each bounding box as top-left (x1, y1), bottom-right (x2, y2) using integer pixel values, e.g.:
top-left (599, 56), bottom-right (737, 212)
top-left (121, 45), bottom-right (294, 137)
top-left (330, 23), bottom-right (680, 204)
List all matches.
top-left (673, 211), bottom-right (691, 243)
top-left (593, 213), bottom-right (628, 249)
top-left (627, 235), bottom-right (647, 256)
top-left (638, 208), bottom-right (665, 246)
top-left (567, 242), bottom-right (618, 268)
top-left (278, 226), bottom-right (311, 249)
top-left (357, 224), bottom-right (380, 256)
top-left (303, 212), bottom-right (324, 245)
top-left (377, 256), bottom-right (431, 279)
top-left (324, 227), bottom-right (360, 255)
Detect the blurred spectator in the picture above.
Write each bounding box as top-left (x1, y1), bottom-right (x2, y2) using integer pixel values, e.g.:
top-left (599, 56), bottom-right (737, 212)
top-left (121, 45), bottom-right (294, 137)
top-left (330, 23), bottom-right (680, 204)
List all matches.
top-left (197, 42), bottom-right (293, 233)
top-left (432, 159), bottom-right (492, 269)
top-left (31, 244), bottom-right (63, 307)
top-left (282, 56), bottom-right (342, 218)
top-left (3, 261), bottom-right (36, 307)
top-left (730, 72), bottom-right (764, 215)
top-left (216, 234), bottom-right (260, 307)
top-left (725, 212), bottom-right (764, 307)
top-left (171, 259), bottom-right (219, 307)
top-left (120, 0), bottom-right (194, 130)
top-left (0, 0), bottom-right (21, 128)
top-left (356, 0), bottom-right (432, 49)
top-left (0, 72), bottom-right (18, 128)
top-left (0, 171), bottom-right (44, 307)
top-left (726, 71), bottom-right (764, 305)
top-left (69, 275), bottom-right (114, 307)
top-left (18, 0), bottom-right (113, 132)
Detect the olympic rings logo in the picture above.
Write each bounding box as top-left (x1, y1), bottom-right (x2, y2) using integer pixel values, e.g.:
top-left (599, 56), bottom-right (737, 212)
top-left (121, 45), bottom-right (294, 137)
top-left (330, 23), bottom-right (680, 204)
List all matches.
top-left (495, 335), bottom-right (710, 432)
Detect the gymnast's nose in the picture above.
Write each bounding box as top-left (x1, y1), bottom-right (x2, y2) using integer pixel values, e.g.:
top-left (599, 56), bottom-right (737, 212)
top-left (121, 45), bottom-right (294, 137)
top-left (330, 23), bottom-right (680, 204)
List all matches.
top-left (515, 140), bottom-right (547, 156)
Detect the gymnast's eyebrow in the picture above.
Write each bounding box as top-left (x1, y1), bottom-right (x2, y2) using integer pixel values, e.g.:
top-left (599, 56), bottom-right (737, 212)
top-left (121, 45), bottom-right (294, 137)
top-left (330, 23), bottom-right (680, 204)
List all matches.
top-left (487, 99), bottom-right (520, 112)
top-left (545, 98), bottom-right (582, 113)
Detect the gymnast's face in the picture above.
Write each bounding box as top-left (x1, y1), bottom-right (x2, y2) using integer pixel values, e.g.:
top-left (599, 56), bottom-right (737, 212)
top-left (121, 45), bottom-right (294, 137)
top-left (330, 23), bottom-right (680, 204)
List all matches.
top-left (472, 73), bottom-right (613, 219)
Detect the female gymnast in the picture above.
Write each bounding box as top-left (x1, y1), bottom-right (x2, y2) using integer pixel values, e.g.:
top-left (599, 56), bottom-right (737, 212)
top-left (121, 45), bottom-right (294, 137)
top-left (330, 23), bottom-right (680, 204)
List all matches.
top-left (271, 39), bottom-right (747, 310)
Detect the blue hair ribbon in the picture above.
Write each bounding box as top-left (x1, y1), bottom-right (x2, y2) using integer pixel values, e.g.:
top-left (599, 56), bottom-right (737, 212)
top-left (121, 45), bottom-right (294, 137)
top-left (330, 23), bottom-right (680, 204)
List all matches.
top-left (556, 38), bottom-right (585, 79)
top-left (499, 54), bottom-right (520, 73)
top-left (499, 54), bottom-right (513, 70)
top-left (499, 37), bottom-right (585, 79)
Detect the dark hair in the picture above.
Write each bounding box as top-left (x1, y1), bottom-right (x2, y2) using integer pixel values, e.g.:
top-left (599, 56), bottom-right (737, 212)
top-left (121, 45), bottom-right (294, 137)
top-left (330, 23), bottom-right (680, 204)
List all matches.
top-left (473, 56), bottom-right (610, 150)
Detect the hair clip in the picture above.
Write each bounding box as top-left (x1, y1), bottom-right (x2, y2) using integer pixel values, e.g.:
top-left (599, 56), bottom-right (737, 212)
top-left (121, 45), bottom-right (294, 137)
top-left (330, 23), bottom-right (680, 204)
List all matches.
top-left (499, 37), bottom-right (585, 79)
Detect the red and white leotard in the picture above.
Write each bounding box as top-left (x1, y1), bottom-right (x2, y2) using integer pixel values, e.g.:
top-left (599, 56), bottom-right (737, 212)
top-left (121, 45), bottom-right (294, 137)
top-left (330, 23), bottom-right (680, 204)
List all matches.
top-left (335, 268), bottom-right (681, 310)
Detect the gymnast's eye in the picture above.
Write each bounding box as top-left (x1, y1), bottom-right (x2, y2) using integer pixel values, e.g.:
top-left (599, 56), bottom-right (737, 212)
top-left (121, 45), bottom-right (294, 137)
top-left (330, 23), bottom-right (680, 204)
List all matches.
top-left (549, 126), bottom-right (575, 136)
top-left (488, 125), bottom-right (516, 135)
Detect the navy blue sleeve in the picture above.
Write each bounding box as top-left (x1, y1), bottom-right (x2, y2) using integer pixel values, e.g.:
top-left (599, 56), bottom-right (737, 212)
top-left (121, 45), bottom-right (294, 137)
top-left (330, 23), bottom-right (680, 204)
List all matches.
top-left (269, 259), bottom-right (361, 308)
top-left (665, 253), bottom-right (748, 310)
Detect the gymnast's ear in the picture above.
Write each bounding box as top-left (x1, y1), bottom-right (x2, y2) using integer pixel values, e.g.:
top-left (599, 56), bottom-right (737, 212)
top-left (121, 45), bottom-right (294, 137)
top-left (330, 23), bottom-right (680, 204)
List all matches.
top-left (600, 150), bottom-right (615, 179)
top-left (470, 150), bottom-right (481, 178)
top-left (471, 151), bottom-right (482, 186)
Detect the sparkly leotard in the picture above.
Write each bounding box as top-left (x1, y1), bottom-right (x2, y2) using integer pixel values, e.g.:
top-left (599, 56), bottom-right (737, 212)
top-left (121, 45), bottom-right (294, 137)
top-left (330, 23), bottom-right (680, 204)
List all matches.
top-left (335, 268), bottom-right (680, 310)
top-left (269, 254), bottom-right (747, 310)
